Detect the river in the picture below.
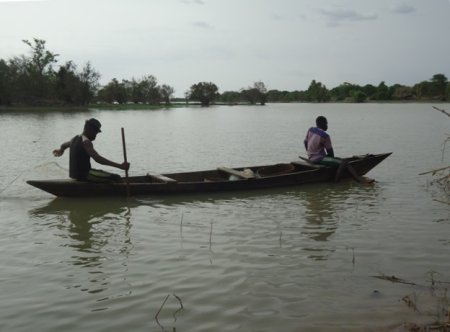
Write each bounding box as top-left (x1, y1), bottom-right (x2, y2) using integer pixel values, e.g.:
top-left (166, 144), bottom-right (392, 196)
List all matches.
top-left (0, 103), bottom-right (449, 331)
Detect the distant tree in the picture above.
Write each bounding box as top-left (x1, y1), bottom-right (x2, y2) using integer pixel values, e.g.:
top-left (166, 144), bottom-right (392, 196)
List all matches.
top-left (413, 81), bottom-right (431, 99)
top-left (5, 55), bottom-right (29, 103)
top-left (160, 84), bottom-right (175, 105)
top-left (391, 85), bottom-right (413, 100)
top-left (373, 81), bottom-right (391, 100)
top-left (141, 75), bottom-right (161, 104)
top-left (22, 38), bottom-right (59, 102)
top-left (351, 90), bottom-right (367, 103)
top-left (291, 90), bottom-right (307, 102)
top-left (412, 75), bottom-right (448, 100)
top-left (23, 39), bottom-right (58, 75)
top-left (253, 81), bottom-right (268, 105)
top-left (361, 84), bottom-right (377, 100)
top-left (127, 75), bottom-right (162, 104)
top-left (431, 73), bottom-right (448, 101)
top-left (54, 61), bottom-right (80, 104)
top-left (188, 82), bottom-right (218, 106)
top-left (0, 59), bottom-right (12, 105)
top-left (219, 91), bottom-right (241, 104)
top-left (97, 78), bottom-right (128, 104)
top-left (267, 89), bottom-right (282, 102)
top-left (240, 88), bottom-right (259, 104)
top-left (55, 61), bottom-right (99, 105)
top-left (305, 80), bottom-right (330, 102)
top-left (78, 62), bottom-right (100, 104)
top-left (330, 82), bottom-right (355, 101)
top-left (129, 79), bottom-right (144, 103)
top-left (266, 89), bottom-right (306, 102)
top-left (267, 89), bottom-right (284, 102)
top-left (0, 38), bottom-right (101, 106)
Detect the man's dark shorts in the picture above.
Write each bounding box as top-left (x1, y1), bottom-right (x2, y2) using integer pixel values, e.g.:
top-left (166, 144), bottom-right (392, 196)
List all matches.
top-left (317, 157), bottom-right (342, 167)
top-left (86, 169), bottom-right (122, 183)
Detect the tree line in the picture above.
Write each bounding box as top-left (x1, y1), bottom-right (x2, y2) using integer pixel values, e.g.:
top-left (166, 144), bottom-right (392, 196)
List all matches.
top-left (0, 38), bottom-right (448, 107)
top-left (277, 76), bottom-right (450, 104)
top-left (0, 39), bottom-right (177, 107)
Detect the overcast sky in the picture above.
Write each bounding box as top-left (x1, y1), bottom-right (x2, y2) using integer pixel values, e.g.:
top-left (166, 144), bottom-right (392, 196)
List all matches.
top-left (1, 0), bottom-right (449, 97)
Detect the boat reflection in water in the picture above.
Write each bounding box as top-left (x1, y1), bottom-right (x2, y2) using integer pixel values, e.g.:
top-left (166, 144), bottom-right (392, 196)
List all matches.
top-left (29, 198), bottom-right (134, 297)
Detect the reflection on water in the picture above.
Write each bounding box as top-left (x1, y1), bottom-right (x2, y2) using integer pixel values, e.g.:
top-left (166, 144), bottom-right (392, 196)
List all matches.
top-left (3, 103), bottom-right (449, 331)
top-left (19, 174), bottom-right (449, 331)
top-left (27, 182), bottom-right (385, 297)
top-left (136, 182), bottom-right (383, 263)
top-left (301, 187), bottom-right (339, 261)
top-left (303, 188), bottom-right (338, 242)
top-left (30, 198), bottom-right (134, 297)
top-left (297, 181), bottom-right (382, 260)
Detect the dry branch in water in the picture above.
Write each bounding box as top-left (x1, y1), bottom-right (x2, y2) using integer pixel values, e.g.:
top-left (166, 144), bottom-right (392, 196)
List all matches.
top-left (419, 106), bottom-right (450, 204)
top-left (433, 106), bottom-right (450, 118)
top-left (155, 294), bottom-right (170, 321)
top-left (372, 274), bottom-right (417, 285)
top-left (172, 294), bottom-right (184, 321)
top-left (155, 293), bottom-right (185, 331)
top-left (419, 166), bottom-right (450, 176)
top-left (402, 295), bottom-right (419, 313)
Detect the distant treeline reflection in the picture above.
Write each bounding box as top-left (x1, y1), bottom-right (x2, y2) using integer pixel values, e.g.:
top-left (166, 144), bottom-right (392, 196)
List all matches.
top-left (0, 38), bottom-right (448, 107)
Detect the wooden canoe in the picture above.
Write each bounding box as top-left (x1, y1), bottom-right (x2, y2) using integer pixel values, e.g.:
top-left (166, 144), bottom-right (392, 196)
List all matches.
top-left (27, 153), bottom-right (391, 197)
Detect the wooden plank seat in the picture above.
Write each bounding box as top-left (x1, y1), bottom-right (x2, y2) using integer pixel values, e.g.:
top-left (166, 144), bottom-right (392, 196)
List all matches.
top-left (147, 173), bottom-right (177, 183)
top-left (217, 167), bottom-right (255, 179)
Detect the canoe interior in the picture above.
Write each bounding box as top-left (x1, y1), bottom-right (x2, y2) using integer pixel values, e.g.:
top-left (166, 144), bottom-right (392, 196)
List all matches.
top-left (143, 153), bottom-right (389, 184)
top-left (139, 161), bottom-right (322, 183)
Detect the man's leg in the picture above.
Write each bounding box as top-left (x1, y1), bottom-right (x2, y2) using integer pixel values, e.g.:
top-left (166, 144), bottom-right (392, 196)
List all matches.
top-left (320, 157), bottom-right (371, 183)
top-left (87, 169), bottom-right (122, 183)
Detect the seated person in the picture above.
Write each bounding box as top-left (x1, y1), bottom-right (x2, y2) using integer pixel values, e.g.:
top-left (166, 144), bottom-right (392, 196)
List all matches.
top-left (53, 118), bottom-right (129, 182)
top-left (304, 116), bottom-right (371, 183)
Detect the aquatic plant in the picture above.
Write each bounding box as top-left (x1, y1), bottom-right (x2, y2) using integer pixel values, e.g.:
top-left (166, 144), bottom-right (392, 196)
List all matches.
top-left (374, 272), bottom-right (450, 331)
top-left (419, 106), bottom-right (450, 205)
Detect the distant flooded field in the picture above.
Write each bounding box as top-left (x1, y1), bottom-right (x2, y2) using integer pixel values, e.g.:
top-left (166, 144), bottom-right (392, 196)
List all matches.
top-left (0, 103), bottom-right (449, 331)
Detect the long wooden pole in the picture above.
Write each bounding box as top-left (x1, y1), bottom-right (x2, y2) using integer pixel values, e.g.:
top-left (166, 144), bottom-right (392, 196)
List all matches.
top-left (121, 127), bottom-right (130, 197)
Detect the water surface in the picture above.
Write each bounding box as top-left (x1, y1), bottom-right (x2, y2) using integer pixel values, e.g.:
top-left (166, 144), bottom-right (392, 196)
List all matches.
top-left (0, 103), bottom-right (449, 331)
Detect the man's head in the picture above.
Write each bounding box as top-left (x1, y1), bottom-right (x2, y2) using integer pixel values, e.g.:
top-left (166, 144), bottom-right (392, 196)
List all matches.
top-left (316, 116), bottom-right (328, 131)
top-left (83, 118), bottom-right (102, 140)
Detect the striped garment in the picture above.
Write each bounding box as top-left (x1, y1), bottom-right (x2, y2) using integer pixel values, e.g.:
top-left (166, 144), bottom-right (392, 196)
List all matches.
top-left (304, 127), bottom-right (333, 162)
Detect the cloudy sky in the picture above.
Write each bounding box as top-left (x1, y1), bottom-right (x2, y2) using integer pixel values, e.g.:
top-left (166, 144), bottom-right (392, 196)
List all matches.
top-left (1, 0), bottom-right (449, 96)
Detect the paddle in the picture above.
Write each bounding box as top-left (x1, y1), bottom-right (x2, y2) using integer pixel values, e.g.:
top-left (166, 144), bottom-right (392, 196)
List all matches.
top-left (121, 127), bottom-right (130, 197)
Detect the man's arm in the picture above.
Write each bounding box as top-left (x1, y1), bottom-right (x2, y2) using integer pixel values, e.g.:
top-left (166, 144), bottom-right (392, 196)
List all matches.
top-left (53, 140), bottom-right (71, 157)
top-left (326, 148), bottom-right (335, 158)
top-left (324, 136), bottom-right (334, 158)
top-left (83, 140), bottom-right (130, 171)
top-left (304, 129), bottom-right (310, 150)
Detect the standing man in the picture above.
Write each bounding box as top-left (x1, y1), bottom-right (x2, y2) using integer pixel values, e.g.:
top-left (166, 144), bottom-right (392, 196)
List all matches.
top-left (53, 118), bottom-right (129, 182)
top-left (304, 116), bottom-right (370, 182)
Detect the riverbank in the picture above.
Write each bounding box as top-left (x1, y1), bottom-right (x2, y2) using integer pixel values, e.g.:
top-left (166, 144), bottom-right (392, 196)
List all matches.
top-left (1, 100), bottom-right (449, 113)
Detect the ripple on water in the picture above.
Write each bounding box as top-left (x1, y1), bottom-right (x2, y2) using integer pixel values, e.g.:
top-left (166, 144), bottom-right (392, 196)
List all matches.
top-left (2, 104), bottom-right (450, 331)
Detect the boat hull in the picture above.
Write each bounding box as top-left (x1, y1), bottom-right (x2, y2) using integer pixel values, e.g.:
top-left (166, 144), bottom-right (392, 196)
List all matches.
top-left (27, 153), bottom-right (391, 197)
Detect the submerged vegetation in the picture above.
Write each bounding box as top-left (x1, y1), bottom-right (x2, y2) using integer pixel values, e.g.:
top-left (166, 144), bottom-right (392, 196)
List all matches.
top-left (374, 272), bottom-right (450, 331)
top-left (420, 106), bottom-right (450, 205)
top-left (0, 38), bottom-right (449, 108)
